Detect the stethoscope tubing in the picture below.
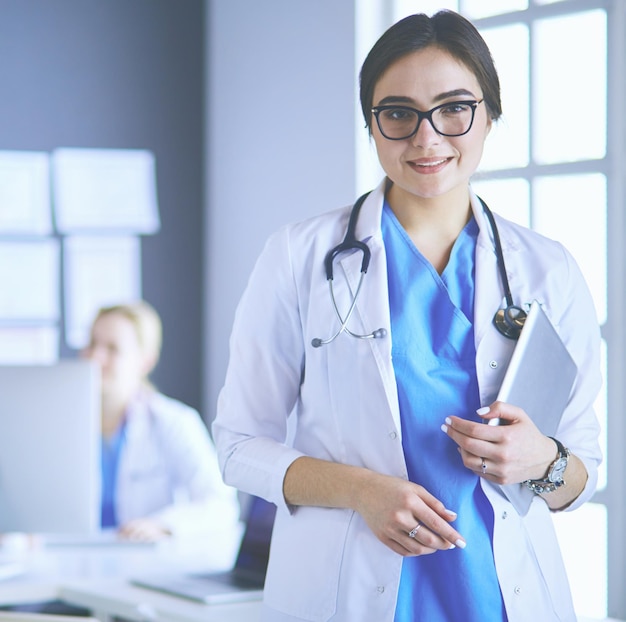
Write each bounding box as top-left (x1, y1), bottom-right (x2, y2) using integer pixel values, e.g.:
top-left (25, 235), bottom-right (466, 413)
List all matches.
top-left (311, 271), bottom-right (371, 347)
top-left (312, 191), bottom-right (526, 347)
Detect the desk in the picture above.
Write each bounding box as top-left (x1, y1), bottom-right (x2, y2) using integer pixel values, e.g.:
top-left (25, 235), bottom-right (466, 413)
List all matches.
top-left (1, 534), bottom-right (622, 622)
top-left (0, 529), bottom-right (261, 622)
top-left (59, 582), bottom-right (260, 622)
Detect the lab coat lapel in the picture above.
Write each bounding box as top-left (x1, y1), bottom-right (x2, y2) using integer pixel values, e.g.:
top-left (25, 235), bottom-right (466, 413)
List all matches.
top-left (335, 184), bottom-right (401, 434)
top-left (471, 192), bottom-right (508, 344)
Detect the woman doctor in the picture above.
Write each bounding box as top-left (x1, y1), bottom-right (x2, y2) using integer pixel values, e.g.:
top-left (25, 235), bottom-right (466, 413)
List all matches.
top-left (212, 10), bottom-right (602, 622)
top-left (83, 301), bottom-right (239, 542)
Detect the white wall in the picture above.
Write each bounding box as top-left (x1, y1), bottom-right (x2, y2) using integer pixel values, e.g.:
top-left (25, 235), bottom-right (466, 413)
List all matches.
top-left (204, 0), bottom-right (358, 420)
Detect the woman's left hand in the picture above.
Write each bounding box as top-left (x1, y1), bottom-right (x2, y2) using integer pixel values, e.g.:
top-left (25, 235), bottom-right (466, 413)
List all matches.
top-left (441, 401), bottom-right (556, 485)
top-left (118, 518), bottom-right (172, 542)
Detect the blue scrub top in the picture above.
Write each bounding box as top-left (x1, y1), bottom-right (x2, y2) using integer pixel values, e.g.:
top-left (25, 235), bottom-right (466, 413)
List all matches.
top-left (382, 203), bottom-right (507, 622)
top-left (100, 419), bottom-right (126, 528)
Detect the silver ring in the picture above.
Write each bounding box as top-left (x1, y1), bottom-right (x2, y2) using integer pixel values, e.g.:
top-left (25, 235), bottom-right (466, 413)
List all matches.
top-left (481, 458), bottom-right (487, 474)
top-left (408, 523), bottom-right (422, 538)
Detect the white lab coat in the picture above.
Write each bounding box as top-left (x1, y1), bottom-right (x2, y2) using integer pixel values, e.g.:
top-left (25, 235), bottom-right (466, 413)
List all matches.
top-left (213, 179), bottom-right (602, 622)
top-left (116, 391), bottom-right (240, 538)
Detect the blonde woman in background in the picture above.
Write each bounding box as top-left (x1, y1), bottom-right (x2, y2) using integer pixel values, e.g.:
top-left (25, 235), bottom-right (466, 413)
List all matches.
top-left (82, 301), bottom-right (239, 542)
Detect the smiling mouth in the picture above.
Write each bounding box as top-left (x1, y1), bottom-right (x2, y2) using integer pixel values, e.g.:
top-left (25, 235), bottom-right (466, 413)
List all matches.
top-left (414, 158), bottom-right (449, 168)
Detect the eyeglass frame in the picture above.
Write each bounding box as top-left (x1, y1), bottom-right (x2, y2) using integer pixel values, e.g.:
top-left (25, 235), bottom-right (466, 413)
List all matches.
top-left (371, 99), bottom-right (484, 140)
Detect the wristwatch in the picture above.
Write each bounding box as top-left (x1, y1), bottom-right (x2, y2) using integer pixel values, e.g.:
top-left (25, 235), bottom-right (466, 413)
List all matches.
top-left (524, 437), bottom-right (570, 494)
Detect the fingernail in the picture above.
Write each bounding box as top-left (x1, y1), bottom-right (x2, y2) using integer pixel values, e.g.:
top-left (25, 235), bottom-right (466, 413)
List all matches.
top-left (476, 406), bottom-right (490, 416)
top-left (448, 544), bottom-right (456, 550)
top-left (445, 417), bottom-right (452, 425)
top-left (455, 539), bottom-right (467, 549)
top-left (440, 424), bottom-right (448, 434)
top-left (444, 509), bottom-right (457, 519)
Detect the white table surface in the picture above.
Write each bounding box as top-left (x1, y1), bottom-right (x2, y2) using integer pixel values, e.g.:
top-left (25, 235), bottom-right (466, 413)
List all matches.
top-left (0, 528), bottom-right (261, 622)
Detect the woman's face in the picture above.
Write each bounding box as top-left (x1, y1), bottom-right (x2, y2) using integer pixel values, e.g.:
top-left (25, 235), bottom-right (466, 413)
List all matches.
top-left (371, 46), bottom-right (491, 204)
top-left (82, 312), bottom-right (148, 401)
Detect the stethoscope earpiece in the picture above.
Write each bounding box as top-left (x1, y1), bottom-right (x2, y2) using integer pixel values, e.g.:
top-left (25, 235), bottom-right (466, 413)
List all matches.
top-left (494, 305), bottom-right (527, 340)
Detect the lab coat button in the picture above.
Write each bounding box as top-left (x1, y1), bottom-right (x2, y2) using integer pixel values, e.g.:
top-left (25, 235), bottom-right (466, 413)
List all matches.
top-left (489, 360), bottom-right (498, 369)
top-left (377, 586), bottom-right (385, 594)
top-left (514, 586), bottom-right (522, 595)
top-left (389, 431), bottom-right (398, 440)
top-left (502, 511), bottom-right (508, 519)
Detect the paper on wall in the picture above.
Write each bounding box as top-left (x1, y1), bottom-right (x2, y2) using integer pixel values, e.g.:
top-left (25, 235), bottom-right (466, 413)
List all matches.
top-left (52, 148), bottom-right (160, 234)
top-left (0, 151), bottom-right (52, 235)
top-left (63, 235), bottom-right (142, 349)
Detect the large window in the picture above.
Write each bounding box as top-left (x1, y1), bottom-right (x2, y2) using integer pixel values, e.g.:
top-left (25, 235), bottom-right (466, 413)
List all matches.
top-left (357, 1), bottom-right (625, 619)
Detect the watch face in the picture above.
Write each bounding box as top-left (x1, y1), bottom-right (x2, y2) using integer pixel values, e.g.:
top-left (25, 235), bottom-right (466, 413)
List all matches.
top-left (549, 457), bottom-right (568, 482)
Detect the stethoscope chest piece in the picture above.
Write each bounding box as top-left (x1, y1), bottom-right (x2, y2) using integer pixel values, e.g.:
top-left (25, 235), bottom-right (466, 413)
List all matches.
top-left (480, 198), bottom-right (528, 341)
top-left (494, 305), bottom-right (527, 340)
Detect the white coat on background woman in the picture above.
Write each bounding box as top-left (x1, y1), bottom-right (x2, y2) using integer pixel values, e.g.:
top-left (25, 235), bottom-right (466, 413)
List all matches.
top-left (83, 301), bottom-right (239, 542)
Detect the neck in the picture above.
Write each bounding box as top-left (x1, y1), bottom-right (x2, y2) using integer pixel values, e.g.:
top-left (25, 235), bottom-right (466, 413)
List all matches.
top-left (101, 393), bottom-right (130, 438)
top-left (386, 184), bottom-right (473, 274)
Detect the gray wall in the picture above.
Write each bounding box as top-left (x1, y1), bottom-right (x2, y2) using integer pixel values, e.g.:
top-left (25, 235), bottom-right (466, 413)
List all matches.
top-left (0, 0), bottom-right (361, 421)
top-left (0, 0), bottom-right (205, 411)
top-left (204, 0), bottom-right (358, 421)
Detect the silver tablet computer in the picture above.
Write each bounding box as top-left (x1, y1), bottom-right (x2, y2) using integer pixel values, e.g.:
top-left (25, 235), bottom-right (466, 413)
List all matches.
top-left (493, 300), bottom-right (577, 515)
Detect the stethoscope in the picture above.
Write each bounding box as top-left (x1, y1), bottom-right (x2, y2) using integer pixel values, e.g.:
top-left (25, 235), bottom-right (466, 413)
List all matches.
top-left (311, 192), bottom-right (527, 348)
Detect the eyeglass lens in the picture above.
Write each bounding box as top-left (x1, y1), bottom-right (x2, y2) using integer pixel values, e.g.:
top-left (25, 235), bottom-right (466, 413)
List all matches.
top-left (375, 101), bottom-right (478, 139)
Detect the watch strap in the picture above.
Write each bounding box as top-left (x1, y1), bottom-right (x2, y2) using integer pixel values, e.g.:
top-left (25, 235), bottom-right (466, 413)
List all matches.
top-left (523, 437), bottom-right (570, 495)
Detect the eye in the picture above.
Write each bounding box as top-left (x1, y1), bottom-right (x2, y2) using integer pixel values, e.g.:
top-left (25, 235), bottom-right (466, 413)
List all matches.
top-left (439, 102), bottom-right (473, 116)
top-left (381, 107), bottom-right (416, 122)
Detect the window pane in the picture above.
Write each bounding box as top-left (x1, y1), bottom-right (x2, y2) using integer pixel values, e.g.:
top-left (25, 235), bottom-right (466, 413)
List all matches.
top-left (552, 502), bottom-right (607, 619)
top-left (533, 11), bottom-right (607, 164)
top-left (479, 25), bottom-right (529, 171)
top-left (471, 178), bottom-right (530, 226)
top-left (461, 0), bottom-right (527, 19)
top-left (532, 174), bottom-right (607, 323)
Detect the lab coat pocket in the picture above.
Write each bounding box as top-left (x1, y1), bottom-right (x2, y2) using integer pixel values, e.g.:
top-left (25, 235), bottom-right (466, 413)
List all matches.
top-left (264, 506), bottom-right (352, 622)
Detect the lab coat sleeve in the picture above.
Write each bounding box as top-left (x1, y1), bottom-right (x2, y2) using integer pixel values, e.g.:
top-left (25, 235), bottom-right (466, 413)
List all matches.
top-left (146, 395), bottom-right (241, 537)
top-left (551, 244), bottom-right (603, 511)
top-left (478, 212), bottom-right (603, 512)
top-left (213, 225), bottom-right (308, 512)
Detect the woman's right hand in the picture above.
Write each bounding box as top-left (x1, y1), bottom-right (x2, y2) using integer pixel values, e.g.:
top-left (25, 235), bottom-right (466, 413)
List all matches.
top-left (283, 456), bottom-right (466, 556)
top-left (353, 471), bottom-right (466, 556)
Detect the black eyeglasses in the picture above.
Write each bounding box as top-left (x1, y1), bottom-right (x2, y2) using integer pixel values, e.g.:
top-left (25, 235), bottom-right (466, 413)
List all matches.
top-left (371, 99), bottom-right (484, 140)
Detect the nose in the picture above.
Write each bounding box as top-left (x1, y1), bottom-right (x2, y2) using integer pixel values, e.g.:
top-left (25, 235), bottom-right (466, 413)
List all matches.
top-left (83, 344), bottom-right (106, 366)
top-left (411, 115), bottom-right (441, 148)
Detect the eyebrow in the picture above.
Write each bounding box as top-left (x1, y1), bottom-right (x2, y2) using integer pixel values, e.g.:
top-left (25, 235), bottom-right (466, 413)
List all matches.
top-left (375, 89), bottom-right (478, 107)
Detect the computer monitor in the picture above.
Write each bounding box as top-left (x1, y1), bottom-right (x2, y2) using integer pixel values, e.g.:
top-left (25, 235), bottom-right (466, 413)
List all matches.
top-left (0, 360), bottom-right (101, 534)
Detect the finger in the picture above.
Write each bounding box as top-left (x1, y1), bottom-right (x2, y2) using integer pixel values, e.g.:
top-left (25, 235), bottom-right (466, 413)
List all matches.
top-left (386, 533), bottom-right (439, 557)
top-left (419, 514), bottom-right (466, 550)
top-left (404, 521), bottom-right (460, 554)
top-left (458, 447), bottom-right (496, 476)
top-left (401, 508), bottom-right (466, 551)
top-left (413, 486), bottom-right (462, 524)
top-left (442, 416), bottom-right (501, 443)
